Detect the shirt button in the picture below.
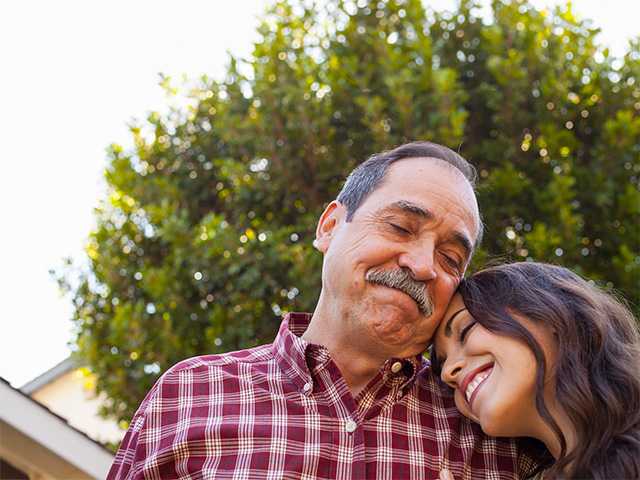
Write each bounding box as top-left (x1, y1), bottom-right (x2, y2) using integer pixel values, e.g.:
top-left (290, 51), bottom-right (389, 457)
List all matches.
top-left (302, 382), bottom-right (313, 393)
top-left (391, 361), bottom-right (403, 374)
top-left (345, 419), bottom-right (357, 433)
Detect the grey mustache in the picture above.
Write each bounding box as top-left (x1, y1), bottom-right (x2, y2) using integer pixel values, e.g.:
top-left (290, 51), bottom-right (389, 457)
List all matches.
top-left (365, 267), bottom-right (433, 316)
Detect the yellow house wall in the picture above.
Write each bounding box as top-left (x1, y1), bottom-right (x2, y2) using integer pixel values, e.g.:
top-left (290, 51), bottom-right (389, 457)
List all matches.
top-left (30, 370), bottom-right (124, 445)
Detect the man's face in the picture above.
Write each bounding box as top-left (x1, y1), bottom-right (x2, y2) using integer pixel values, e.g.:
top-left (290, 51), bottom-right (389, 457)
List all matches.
top-left (315, 157), bottom-right (480, 359)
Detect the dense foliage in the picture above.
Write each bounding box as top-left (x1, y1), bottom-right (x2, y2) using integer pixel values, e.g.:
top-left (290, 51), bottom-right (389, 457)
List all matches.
top-left (57, 0), bottom-right (639, 426)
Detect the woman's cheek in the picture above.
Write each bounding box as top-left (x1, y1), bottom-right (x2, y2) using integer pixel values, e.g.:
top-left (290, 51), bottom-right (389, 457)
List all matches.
top-left (454, 391), bottom-right (477, 423)
top-left (464, 328), bottom-right (493, 354)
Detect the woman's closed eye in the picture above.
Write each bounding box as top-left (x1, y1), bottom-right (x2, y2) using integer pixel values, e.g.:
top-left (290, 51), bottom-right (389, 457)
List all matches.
top-left (434, 321), bottom-right (476, 377)
top-left (459, 321), bottom-right (477, 343)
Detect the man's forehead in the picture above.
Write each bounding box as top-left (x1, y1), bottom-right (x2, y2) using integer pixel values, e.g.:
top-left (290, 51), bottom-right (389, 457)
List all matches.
top-left (383, 157), bottom-right (476, 202)
top-left (386, 155), bottom-right (469, 179)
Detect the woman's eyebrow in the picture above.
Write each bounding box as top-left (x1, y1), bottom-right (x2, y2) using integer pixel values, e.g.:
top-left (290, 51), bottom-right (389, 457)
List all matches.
top-left (443, 308), bottom-right (467, 337)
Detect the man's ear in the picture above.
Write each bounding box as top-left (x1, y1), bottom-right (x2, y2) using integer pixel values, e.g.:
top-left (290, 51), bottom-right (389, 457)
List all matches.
top-left (314, 200), bottom-right (345, 253)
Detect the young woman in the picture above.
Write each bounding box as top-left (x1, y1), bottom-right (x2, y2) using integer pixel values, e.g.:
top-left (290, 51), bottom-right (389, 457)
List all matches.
top-left (432, 262), bottom-right (640, 479)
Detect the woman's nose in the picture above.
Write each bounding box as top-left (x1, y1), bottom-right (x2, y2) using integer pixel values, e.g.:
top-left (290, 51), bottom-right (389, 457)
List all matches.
top-left (441, 358), bottom-right (464, 387)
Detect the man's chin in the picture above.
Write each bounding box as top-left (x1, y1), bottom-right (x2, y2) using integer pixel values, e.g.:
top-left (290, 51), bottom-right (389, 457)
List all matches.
top-left (370, 313), bottom-right (419, 343)
top-left (370, 288), bottom-right (423, 318)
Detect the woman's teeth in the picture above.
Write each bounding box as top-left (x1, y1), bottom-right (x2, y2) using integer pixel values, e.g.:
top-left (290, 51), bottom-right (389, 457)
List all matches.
top-left (465, 369), bottom-right (492, 403)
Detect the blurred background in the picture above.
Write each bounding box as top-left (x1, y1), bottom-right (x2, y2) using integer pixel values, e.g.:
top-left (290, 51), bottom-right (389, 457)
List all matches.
top-left (1, 0), bottom-right (638, 477)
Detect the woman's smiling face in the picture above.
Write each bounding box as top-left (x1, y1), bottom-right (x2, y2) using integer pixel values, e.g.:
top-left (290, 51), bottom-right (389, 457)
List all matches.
top-left (433, 294), bottom-right (557, 439)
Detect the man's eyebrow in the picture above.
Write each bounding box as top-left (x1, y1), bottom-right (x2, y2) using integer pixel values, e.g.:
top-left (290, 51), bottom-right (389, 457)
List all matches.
top-left (378, 201), bottom-right (474, 260)
top-left (448, 231), bottom-right (473, 263)
top-left (379, 200), bottom-right (433, 219)
top-left (444, 307), bottom-right (467, 337)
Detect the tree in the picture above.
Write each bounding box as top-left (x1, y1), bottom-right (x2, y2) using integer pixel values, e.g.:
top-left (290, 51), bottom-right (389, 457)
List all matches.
top-left (56, 0), bottom-right (639, 426)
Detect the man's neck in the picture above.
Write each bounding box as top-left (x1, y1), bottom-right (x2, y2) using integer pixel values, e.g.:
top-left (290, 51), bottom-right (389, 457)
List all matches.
top-left (302, 305), bottom-right (389, 397)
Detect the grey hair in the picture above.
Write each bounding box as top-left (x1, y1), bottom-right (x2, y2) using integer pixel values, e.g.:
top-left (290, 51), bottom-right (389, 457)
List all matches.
top-left (337, 141), bottom-right (483, 246)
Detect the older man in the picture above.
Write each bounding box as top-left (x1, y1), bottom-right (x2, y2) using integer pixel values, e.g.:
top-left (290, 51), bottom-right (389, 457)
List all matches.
top-left (109, 142), bottom-right (542, 479)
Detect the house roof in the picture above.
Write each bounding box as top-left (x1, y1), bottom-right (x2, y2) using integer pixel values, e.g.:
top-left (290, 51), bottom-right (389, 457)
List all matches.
top-left (0, 376), bottom-right (113, 478)
top-left (20, 356), bottom-right (77, 395)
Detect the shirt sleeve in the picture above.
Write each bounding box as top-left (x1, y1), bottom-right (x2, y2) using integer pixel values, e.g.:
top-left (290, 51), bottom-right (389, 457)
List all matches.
top-left (107, 356), bottom-right (215, 479)
top-left (106, 379), bottom-right (162, 480)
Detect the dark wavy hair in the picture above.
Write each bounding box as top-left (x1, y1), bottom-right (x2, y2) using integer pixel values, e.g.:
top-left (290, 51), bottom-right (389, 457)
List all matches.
top-left (434, 262), bottom-right (640, 479)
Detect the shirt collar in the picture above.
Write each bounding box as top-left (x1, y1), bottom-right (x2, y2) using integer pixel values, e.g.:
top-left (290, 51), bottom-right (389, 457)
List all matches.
top-left (272, 313), bottom-right (315, 392)
top-left (273, 312), bottom-right (424, 394)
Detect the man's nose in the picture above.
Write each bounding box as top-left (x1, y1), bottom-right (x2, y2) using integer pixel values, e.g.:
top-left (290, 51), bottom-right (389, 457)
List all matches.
top-left (398, 243), bottom-right (437, 282)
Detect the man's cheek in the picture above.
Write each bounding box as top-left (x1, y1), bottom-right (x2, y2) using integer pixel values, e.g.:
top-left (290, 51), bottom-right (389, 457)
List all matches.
top-left (443, 278), bottom-right (459, 299)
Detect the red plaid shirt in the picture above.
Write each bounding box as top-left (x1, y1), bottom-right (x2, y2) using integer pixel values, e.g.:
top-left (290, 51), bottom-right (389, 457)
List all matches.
top-left (109, 313), bottom-right (541, 479)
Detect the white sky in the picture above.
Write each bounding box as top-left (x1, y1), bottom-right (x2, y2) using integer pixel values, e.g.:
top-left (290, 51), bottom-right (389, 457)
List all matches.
top-left (0, 0), bottom-right (638, 387)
